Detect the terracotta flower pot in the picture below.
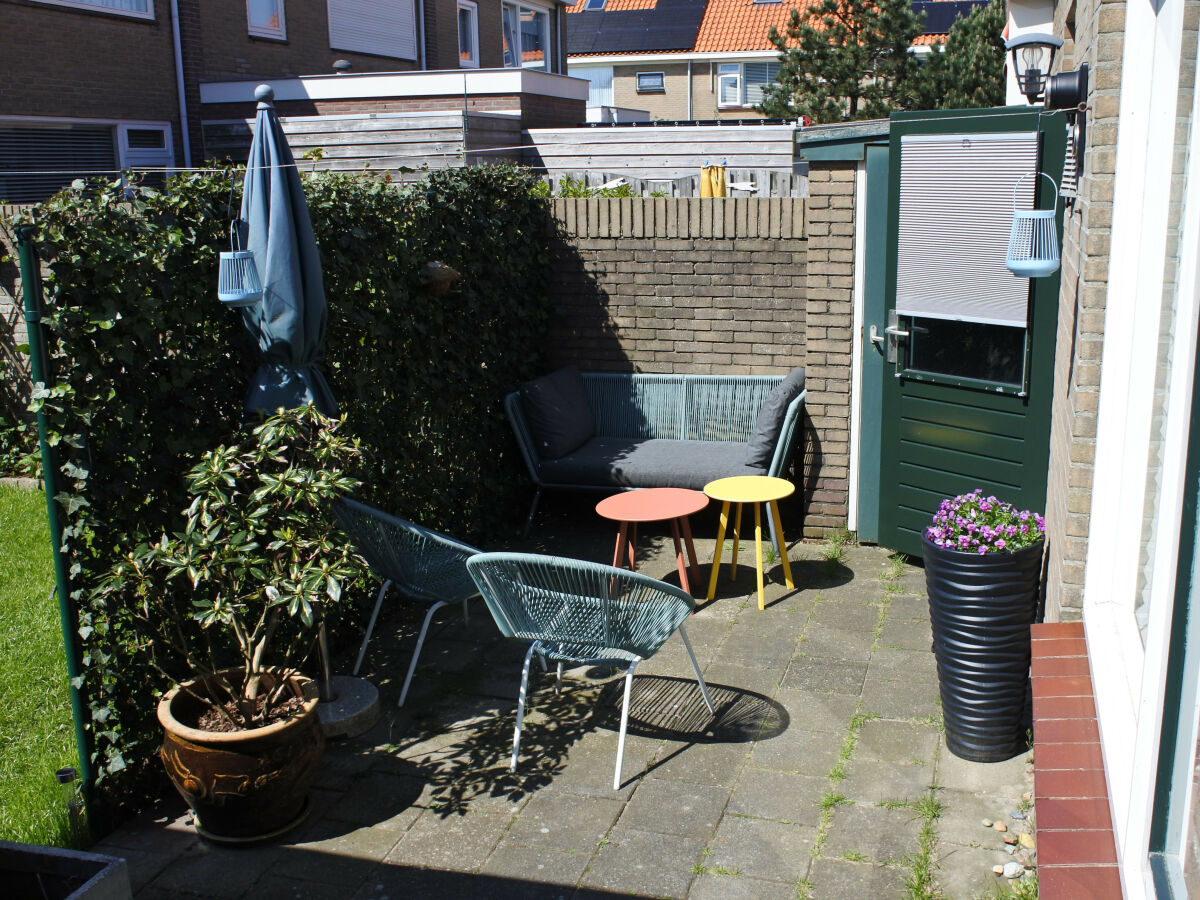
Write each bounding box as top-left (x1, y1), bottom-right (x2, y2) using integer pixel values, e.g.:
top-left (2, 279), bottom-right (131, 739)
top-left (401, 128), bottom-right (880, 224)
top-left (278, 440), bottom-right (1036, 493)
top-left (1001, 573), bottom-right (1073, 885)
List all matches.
top-left (922, 535), bottom-right (1044, 763)
top-left (157, 672), bottom-right (324, 843)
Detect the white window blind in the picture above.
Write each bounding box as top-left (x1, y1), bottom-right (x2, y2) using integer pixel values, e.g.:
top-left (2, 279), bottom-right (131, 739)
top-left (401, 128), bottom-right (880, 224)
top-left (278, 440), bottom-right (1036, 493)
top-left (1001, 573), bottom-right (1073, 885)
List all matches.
top-left (743, 62), bottom-right (780, 106)
top-left (328, 0), bottom-right (417, 61)
top-left (895, 132), bottom-right (1041, 328)
top-left (573, 67), bottom-right (613, 106)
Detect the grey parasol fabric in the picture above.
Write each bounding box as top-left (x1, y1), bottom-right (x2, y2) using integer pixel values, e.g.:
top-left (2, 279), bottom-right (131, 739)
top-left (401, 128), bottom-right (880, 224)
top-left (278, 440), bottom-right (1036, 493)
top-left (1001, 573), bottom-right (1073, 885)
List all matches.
top-left (235, 83), bottom-right (336, 414)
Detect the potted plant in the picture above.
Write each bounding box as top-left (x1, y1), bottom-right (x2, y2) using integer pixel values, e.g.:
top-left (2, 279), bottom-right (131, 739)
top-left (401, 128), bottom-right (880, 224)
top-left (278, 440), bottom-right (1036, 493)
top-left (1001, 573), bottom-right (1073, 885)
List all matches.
top-left (923, 490), bottom-right (1046, 763)
top-left (100, 405), bottom-right (365, 842)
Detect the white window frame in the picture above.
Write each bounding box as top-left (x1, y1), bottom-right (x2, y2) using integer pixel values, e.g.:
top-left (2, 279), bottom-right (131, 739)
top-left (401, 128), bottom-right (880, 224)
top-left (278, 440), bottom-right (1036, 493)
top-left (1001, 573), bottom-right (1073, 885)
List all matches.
top-left (635, 72), bottom-right (665, 94)
top-left (247, 0), bottom-right (286, 39)
top-left (29, 0), bottom-right (153, 20)
top-left (502, 0), bottom-right (552, 72)
top-left (716, 61), bottom-right (779, 108)
top-left (457, 0), bottom-right (479, 68)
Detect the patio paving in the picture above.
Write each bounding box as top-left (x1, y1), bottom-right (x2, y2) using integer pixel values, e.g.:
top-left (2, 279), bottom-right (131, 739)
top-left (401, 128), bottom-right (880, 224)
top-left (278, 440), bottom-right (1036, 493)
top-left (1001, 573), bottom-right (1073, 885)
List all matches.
top-left (93, 494), bottom-right (1038, 899)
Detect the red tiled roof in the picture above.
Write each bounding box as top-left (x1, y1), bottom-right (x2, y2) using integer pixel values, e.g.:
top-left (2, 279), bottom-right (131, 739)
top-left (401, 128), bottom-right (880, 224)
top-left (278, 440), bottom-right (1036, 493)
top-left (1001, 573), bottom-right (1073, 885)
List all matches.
top-left (693, 0), bottom-right (814, 52)
top-left (913, 33), bottom-right (949, 45)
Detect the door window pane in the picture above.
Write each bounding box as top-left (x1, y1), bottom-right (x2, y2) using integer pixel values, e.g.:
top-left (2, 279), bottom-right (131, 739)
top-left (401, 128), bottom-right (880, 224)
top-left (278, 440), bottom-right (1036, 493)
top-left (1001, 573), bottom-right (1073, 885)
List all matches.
top-left (520, 8), bottom-right (547, 69)
top-left (907, 317), bottom-right (1025, 387)
top-left (502, 4), bottom-right (518, 68)
top-left (458, 1), bottom-right (477, 66)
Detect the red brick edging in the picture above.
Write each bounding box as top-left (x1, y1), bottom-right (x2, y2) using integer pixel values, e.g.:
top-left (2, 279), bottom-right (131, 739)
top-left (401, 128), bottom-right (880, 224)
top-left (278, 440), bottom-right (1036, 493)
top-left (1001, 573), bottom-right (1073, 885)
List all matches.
top-left (1031, 621), bottom-right (1123, 898)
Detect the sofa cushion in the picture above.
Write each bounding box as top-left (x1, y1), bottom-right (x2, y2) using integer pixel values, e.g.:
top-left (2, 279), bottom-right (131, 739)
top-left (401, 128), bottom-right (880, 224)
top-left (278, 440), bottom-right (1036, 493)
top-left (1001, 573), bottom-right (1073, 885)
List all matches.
top-left (745, 367), bottom-right (806, 468)
top-left (520, 366), bottom-right (595, 459)
top-left (537, 437), bottom-right (767, 490)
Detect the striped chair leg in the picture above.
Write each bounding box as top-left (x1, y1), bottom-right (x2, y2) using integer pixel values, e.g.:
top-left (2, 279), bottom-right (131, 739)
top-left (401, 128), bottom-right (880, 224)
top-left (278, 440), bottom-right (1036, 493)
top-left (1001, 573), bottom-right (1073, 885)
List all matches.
top-left (613, 660), bottom-right (639, 790)
top-left (512, 642), bottom-right (538, 772)
top-left (398, 599), bottom-right (448, 708)
top-left (353, 579), bottom-right (392, 676)
top-left (679, 626), bottom-right (715, 714)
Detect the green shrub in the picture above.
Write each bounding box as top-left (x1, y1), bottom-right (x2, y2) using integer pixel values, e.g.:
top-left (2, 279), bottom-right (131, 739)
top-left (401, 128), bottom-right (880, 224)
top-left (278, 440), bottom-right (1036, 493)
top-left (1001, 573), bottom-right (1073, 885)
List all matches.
top-left (11, 163), bottom-right (554, 815)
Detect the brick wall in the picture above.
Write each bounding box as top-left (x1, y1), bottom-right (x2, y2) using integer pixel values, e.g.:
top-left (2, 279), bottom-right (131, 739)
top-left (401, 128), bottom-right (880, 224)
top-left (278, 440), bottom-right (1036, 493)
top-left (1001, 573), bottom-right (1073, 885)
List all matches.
top-left (544, 192), bottom-right (851, 536)
top-left (611, 63), bottom-right (692, 120)
top-left (802, 163), bottom-right (855, 533)
top-left (1042, 0), bottom-right (1124, 621)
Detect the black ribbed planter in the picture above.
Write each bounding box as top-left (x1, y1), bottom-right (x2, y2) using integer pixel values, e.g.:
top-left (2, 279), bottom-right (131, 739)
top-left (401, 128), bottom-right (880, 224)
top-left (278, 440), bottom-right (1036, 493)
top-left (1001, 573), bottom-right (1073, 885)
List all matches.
top-left (922, 534), bottom-right (1044, 763)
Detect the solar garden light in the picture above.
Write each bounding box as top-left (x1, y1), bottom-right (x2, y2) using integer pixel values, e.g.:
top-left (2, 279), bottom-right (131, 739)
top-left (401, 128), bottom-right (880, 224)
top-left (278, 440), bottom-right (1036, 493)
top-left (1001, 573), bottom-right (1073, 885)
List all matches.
top-left (217, 222), bottom-right (263, 308)
top-left (55, 766), bottom-right (83, 845)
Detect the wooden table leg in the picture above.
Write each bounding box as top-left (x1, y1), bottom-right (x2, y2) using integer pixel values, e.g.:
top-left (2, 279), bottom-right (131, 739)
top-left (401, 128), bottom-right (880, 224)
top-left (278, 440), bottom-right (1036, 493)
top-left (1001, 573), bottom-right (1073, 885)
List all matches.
top-left (680, 515), bottom-right (702, 591)
top-left (612, 522), bottom-right (628, 570)
top-left (707, 501), bottom-right (731, 601)
top-left (769, 500), bottom-right (795, 589)
top-left (754, 502), bottom-right (765, 611)
top-left (627, 523), bottom-right (638, 571)
top-left (731, 502), bottom-right (743, 578)
top-left (669, 519), bottom-right (691, 596)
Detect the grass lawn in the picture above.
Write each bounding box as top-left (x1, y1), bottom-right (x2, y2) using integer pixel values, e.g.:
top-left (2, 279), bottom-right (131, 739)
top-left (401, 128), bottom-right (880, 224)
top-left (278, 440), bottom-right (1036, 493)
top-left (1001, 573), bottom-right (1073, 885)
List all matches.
top-left (0, 483), bottom-right (82, 848)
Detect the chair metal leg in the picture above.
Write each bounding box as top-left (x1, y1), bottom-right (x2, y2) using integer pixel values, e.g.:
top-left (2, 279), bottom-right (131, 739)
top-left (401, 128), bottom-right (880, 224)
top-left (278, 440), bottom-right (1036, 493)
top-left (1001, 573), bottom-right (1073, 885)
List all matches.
top-left (555, 661), bottom-right (563, 695)
top-left (462, 594), bottom-right (472, 625)
top-left (613, 660), bottom-right (638, 790)
top-left (512, 643), bottom-right (538, 772)
top-left (678, 625), bottom-right (715, 714)
top-left (353, 579), bottom-right (392, 676)
top-left (398, 599), bottom-right (447, 708)
top-left (522, 488), bottom-right (543, 537)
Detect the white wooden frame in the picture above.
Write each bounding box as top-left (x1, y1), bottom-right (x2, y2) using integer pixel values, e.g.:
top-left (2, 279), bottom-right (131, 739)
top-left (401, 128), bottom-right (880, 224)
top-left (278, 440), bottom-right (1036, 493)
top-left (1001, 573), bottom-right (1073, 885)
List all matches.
top-left (29, 0), bottom-right (153, 19)
top-left (246, 0), bottom-right (285, 40)
top-left (457, 0), bottom-right (479, 68)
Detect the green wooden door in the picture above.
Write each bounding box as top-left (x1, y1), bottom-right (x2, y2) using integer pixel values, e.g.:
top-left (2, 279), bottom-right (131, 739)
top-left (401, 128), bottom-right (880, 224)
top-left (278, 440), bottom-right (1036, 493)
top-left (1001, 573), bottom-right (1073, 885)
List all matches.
top-left (875, 108), bottom-right (1068, 557)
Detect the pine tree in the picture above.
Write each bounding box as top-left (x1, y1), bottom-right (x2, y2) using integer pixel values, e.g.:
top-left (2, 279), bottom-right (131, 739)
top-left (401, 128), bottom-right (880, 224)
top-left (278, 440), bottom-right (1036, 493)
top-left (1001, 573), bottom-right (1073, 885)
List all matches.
top-left (757, 0), bottom-right (925, 123)
top-left (908, 0), bottom-right (1007, 110)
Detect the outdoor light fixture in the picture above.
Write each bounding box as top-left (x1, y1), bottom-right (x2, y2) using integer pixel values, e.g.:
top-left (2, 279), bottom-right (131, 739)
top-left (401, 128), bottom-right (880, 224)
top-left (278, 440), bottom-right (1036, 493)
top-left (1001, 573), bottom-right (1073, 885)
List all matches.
top-left (1005, 33), bottom-right (1063, 104)
top-left (217, 222), bottom-right (263, 307)
top-left (332, 59), bottom-right (352, 74)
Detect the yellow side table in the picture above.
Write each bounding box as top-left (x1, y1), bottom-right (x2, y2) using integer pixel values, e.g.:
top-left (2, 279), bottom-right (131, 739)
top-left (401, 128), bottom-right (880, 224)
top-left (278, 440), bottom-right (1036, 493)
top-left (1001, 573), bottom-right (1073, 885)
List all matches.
top-left (704, 475), bottom-right (796, 610)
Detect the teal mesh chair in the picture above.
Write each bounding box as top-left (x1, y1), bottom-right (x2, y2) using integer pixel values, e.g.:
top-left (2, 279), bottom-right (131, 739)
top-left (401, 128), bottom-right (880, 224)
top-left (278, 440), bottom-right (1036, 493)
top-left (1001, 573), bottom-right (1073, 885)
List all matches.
top-left (334, 497), bottom-right (481, 707)
top-left (466, 552), bottom-right (715, 790)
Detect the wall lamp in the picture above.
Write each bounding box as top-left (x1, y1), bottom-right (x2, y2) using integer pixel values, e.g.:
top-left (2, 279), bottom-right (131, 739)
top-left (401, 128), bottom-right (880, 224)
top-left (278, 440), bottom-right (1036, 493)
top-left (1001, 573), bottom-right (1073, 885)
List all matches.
top-left (1005, 33), bottom-right (1089, 192)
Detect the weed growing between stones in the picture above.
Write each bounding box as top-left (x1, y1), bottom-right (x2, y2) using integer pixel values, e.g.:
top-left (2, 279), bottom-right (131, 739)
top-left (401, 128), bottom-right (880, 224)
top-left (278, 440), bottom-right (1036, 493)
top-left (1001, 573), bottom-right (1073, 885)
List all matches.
top-left (900, 789), bottom-right (946, 900)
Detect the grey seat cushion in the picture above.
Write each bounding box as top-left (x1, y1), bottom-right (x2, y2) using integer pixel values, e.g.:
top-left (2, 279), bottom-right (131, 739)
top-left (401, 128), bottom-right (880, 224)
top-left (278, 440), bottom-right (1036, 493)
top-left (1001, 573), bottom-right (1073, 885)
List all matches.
top-left (520, 366), bottom-right (595, 459)
top-left (745, 367), bottom-right (806, 468)
top-left (537, 437), bottom-right (766, 490)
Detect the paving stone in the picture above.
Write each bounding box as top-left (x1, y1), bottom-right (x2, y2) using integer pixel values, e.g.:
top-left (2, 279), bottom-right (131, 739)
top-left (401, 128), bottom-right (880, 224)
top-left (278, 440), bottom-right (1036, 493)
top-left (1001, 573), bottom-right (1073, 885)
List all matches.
top-left (934, 841), bottom-right (1015, 900)
top-left (146, 840), bottom-right (283, 899)
top-left (936, 788), bottom-right (1022, 850)
top-left (781, 655), bottom-right (870, 695)
top-left (321, 772), bottom-right (426, 829)
top-left (798, 621), bottom-right (875, 659)
top-left (859, 668), bottom-right (943, 721)
top-left (867, 647), bottom-right (940, 683)
top-left (749, 726), bottom-right (843, 776)
top-left (688, 873), bottom-right (798, 899)
top-left (727, 767), bottom-right (826, 825)
top-left (706, 816), bottom-right (817, 881)
top-left (502, 790), bottom-right (623, 852)
top-left (702, 661), bottom-right (784, 698)
top-left (89, 845), bottom-right (174, 893)
top-left (249, 873), bottom-right (369, 900)
top-left (274, 818), bottom-right (402, 886)
top-left (95, 803), bottom-right (198, 856)
top-left (617, 778), bottom-right (729, 838)
top-left (838, 756), bottom-right (937, 806)
top-left (478, 843), bottom-right (591, 887)
top-left (773, 689), bottom-right (859, 734)
top-left (580, 827), bottom-right (704, 897)
top-left (936, 746), bottom-right (1032, 795)
top-left (713, 634), bottom-right (798, 671)
top-left (821, 802), bottom-right (922, 864)
top-left (884, 594), bottom-right (930, 622)
top-left (354, 864), bottom-right (567, 900)
top-left (645, 740), bottom-right (751, 785)
top-left (877, 616), bottom-right (934, 652)
top-left (853, 719), bottom-right (941, 766)
top-left (806, 857), bottom-right (907, 898)
top-left (385, 810), bottom-right (509, 871)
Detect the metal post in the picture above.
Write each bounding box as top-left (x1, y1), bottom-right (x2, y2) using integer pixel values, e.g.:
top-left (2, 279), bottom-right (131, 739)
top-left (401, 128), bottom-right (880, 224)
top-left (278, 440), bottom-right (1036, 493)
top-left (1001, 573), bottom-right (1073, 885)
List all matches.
top-left (14, 225), bottom-right (95, 815)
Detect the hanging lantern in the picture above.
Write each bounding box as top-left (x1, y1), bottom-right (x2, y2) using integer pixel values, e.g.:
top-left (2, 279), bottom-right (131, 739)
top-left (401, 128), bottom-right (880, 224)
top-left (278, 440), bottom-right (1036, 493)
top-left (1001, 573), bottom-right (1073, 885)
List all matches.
top-left (1006, 173), bottom-right (1061, 278)
top-left (217, 221), bottom-right (263, 307)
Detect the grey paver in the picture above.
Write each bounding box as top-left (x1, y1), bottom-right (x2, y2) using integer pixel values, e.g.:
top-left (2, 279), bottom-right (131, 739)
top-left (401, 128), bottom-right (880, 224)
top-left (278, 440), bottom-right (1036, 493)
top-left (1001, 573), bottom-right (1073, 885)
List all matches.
top-left (935, 841), bottom-right (1018, 900)
top-left (501, 790), bottom-right (623, 852)
top-left (806, 857), bottom-right (907, 899)
top-left (249, 874), bottom-right (365, 900)
top-left (749, 726), bottom-right (844, 775)
top-left (384, 809), bottom-right (509, 870)
top-left (706, 815), bottom-right (817, 882)
top-left (479, 842), bottom-right (591, 886)
top-left (859, 668), bottom-right (943, 721)
top-left (838, 756), bottom-right (937, 805)
top-left (774, 688), bottom-right (859, 734)
top-left (646, 740), bottom-right (751, 786)
top-left (853, 719), bottom-right (941, 766)
top-left (688, 874), bottom-right (798, 900)
top-left (274, 819), bottom-right (401, 886)
top-left (877, 616), bottom-right (934, 652)
top-left (320, 772), bottom-right (425, 829)
top-left (145, 841), bottom-right (283, 899)
top-left (821, 801), bottom-right (922, 865)
top-left (936, 788), bottom-right (1023, 849)
top-left (617, 778), bottom-right (729, 838)
top-left (936, 746), bottom-right (1032, 795)
top-left (580, 827), bottom-right (705, 897)
top-left (781, 657), bottom-right (869, 695)
top-left (713, 633), bottom-right (798, 671)
top-left (726, 767), bottom-right (826, 824)
top-left (702, 661), bottom-right (784, 698)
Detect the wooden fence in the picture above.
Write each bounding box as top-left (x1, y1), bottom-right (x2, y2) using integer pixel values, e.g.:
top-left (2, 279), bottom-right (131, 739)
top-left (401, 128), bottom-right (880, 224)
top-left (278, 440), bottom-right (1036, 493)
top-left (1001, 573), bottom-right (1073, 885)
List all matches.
top-left (550, 196), bottom-right (806, 240)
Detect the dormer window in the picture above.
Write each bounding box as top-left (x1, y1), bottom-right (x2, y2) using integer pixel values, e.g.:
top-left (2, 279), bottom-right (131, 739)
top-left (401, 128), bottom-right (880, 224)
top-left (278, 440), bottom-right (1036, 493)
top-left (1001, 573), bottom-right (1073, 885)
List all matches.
top-left (584, 0), bottom-right (605, 8)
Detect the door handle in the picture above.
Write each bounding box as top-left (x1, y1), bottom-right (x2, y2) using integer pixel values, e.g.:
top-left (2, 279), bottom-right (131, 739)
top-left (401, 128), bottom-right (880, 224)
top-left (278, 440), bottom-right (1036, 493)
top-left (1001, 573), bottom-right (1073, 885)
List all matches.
top-left (869, 325), bottom-right (885, 345)
top-left (884, 324), bottom-right (910, 338)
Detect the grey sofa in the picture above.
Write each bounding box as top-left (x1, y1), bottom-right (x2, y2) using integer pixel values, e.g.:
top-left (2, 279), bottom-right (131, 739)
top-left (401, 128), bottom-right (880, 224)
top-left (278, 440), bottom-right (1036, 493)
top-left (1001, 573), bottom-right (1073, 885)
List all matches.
top-left (505, 366), bottom-right (807, 532)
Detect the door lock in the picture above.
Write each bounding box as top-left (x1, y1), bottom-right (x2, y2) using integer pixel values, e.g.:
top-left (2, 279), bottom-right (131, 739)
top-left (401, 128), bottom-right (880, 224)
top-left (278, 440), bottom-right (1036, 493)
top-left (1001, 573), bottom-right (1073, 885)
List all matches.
top-left (879, 311), bottom-right (907, 364)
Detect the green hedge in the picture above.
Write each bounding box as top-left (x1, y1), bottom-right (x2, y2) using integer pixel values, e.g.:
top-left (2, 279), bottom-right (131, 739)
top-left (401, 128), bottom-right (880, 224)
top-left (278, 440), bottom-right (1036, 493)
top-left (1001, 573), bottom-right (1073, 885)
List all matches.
top-left (16, 164), bottom-right (554, 813)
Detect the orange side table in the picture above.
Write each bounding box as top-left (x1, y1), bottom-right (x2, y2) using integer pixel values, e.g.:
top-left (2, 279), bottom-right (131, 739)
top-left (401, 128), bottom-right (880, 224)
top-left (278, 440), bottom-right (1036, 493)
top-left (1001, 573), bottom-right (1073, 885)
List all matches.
top-left (703, 475), bottom-right (796, 610)
top-left (595, 488), bottom-right (710, 596)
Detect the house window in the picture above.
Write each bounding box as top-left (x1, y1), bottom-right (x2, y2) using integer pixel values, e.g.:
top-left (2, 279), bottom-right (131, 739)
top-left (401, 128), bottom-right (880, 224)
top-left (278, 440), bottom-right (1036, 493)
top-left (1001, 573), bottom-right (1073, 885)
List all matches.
top-left (30, 0), bottom-right (152, 18)
top-left (328, 0), bottom-right (418, 61)
top-left (584, 0), bottom-right (605, 8)
top-left (636, 72), bottom-right (665, 94)
top-left (457, 0), bottom-right (479, 67)
top-left (502, 2), bottom-right (550, 71)
top-left (247, 0), bottom-right (285, 39)
top-left (716, 61), bottom-right (781, 107)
